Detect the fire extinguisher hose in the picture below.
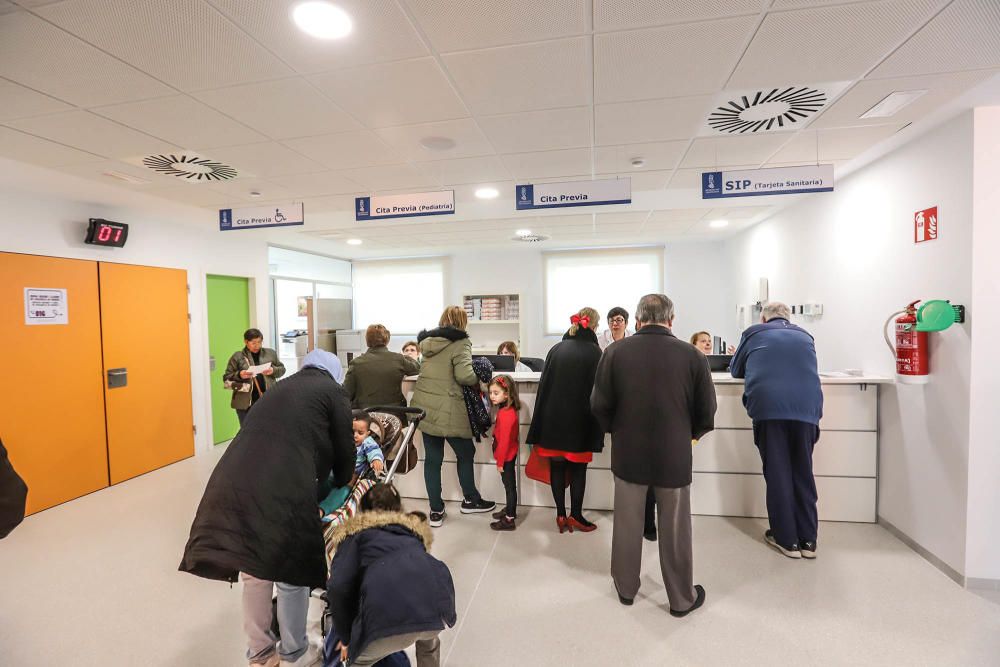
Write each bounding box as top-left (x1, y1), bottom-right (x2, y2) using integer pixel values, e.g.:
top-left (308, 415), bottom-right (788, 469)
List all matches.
top-left (883, 310), bottom-right (907, 355)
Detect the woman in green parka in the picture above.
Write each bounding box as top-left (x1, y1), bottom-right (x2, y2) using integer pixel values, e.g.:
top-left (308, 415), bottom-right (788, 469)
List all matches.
top-left (410, 306), bottom-right (496, 528)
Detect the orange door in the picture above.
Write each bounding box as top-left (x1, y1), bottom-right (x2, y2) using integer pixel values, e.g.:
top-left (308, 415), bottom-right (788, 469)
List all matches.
top-left (99, 263), bottom-right (194, 483)
top-left (0, 252), bottom-right (109, 513)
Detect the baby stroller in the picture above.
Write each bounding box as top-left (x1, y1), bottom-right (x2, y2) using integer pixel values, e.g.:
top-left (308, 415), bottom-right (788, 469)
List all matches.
top-left (274, 406), bottom-right (425, 666)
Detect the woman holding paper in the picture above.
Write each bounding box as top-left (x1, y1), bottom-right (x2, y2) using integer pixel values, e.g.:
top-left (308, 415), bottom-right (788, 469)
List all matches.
top-left (224, 328), bottom-right (286, 426)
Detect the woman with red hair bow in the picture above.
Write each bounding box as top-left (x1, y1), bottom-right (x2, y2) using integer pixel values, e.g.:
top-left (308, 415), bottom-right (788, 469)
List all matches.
top-left (526, 307), bottom-right (604, 533)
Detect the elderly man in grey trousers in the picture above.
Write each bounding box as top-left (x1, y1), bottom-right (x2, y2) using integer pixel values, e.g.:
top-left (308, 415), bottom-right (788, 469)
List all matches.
top-left (592, 294), bottom-right (717, 615)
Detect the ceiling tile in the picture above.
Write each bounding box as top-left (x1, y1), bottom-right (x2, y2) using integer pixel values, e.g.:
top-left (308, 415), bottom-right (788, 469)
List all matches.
top-left (680, 134), bottom-right (791, 168)
top-left (442, 37), bottom-right (590, 115)
top-left (594, 140), bottom-right (687, 172)
top-left (728, 0), bottom-right (942, 88)
top-left (666, 168), bottom-right (704, 190)
top-left (141, 184), bottom-right (238, 208)
top-left (0, 1), bottom-right (18, 13)
top-left (347, 164), bottom-right (438, 191)
top-left (51, 159), bottom-right (174, 185)
top-left (595, 170), bottom-right (670, 190)
top-left (478, 107), bottom-right (591, 153)
top-left (282, 130), bottom-right (403, 170)
top-left (310, 58), bottom-right (468, 129)
top-left (0, 11), bottom-right (173, 106)
top-left (595, 16), bottom-right (758, 103)
top-left (0, 126), bottom-right (103, 166)
top-left (268, 171), bottom-right (366, 198)
top-left (304, 194), bottom-right (363, 214)
top-left (648, 208), bottom-right (709, 222)
top-left (595, 96), bottom-right (713, 145)
top-left (203, 142), bottom-right (328, 178)
top-left (207, 0), bottom-right (428, 73)
top-left (813, 70), bottom-right (998, 129)
top-left (704, 205), bottom-right (773, 219)
top-left (641, 219), bottom-right (698, 234)
top-left (594, 0), bottom-right (766, 31)
top-left (0, 78), bottom-right (73, 121)
top-left (4, 111), bottom-right (180, 158)
top-left (92, 95), bottom-right (267, 150)
top-left (194, 79), bottom-right (361, 140)
top-left (37, 0), bottom-right (293, 91)
top-left (767, 124), bottom-right (905, 163)
top-left (375, 119), bottom-right (495, 161)
top-left (205, 177), bottom-right (299, 203)
top-left (403, 0), bottom-right (587, 52)
top-left (420, 156), bottom-right (511, 186)
top-left (595, 211), bottom-right (650, 225)
top-left (500, 148), bottom-right (592, 180)
top-left (871, 0), bottom-right (1000, 78)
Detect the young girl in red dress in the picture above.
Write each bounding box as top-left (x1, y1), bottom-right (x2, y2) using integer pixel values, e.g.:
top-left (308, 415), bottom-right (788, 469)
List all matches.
top-left (488, 375), bottom-right (521, 531)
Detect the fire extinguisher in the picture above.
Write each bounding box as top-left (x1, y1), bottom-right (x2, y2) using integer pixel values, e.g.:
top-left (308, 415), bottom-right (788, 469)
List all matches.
top-left (883, 301), bottom-right (929, 385)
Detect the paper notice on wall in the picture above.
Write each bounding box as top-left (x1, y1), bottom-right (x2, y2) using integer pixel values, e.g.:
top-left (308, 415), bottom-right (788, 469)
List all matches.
top-left (25, 288), bottom-right (68, 325)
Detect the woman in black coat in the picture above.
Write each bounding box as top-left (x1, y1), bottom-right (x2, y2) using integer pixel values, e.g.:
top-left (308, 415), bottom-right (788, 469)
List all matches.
top-left (179, 350), bottom-right (355, 667)
top-left (526, 307), bottom-right (604, 533)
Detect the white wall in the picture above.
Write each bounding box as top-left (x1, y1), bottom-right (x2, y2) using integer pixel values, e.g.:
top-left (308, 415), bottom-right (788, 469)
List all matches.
top-left (966, 107), bottom-right (1000, 582)
top-left (724, 113), bottom-right (975, 576)
top-left (0, 158), bottom-right (273, 454)
top-left (446, 242), bottom-right (732, 359)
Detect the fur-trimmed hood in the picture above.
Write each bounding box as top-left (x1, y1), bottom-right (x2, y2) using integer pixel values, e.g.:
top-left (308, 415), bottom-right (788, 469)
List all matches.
top-left (327, 510), bottom-right (433, 551)
top-left (417, 326), bottom-right (468, 343)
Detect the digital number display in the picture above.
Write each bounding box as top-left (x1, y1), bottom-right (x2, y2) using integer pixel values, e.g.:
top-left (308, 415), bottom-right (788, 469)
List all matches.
top-left (85, 218), bottom-right (129, 248)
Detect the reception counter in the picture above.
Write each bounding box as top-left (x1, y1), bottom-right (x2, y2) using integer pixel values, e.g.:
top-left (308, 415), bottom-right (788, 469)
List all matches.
top-left (394, 373), bottom-right (890, 523)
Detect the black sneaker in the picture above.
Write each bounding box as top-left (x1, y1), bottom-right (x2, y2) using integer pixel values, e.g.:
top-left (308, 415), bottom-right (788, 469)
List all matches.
top-left (460, 498), bottom-right (496, 514)
top-left (429, 510), bottom-right (446, 528)
top-left (800, 541), bottom-right (817, 559)
top-left (490, 516), bottom-right (516, 531)
top-left (492, 509), bottom-right (507, 520)
top-left (764, 530), bottom-right (802, 559)
top-left (643, 527), bottom-right (657, 541)
top-left (614, 582), bottom-right (634, 606)
top-left (669, 584), bottom-right (706, 618)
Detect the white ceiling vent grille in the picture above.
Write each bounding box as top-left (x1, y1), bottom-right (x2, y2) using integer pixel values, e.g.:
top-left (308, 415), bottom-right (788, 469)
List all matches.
top-left (708, 87), bottom-right (827, 134)
top-left (141, 154), bottom-right (238, 181)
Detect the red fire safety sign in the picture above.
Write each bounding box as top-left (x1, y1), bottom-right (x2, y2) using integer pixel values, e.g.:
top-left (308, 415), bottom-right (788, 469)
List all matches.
top-left (915, 206), bottom-right (938, 243)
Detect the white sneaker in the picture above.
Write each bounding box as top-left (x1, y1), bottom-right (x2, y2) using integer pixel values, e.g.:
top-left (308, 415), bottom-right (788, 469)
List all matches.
top-left (279, 645), bottom-right (322, 667)
top-left (250, 654), bottom-right (279, 667)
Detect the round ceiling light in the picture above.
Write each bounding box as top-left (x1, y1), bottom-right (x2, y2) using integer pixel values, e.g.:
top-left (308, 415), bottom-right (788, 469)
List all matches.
top-left (630, 158), bottom-right (645, 168)
top-left (515, 229), bottom-right (532, 237)
top-left (292, 2), bottom-right (352, 40)
top-left (419, 136), bottom-right (456, 151)
top-left (709, 219), bottom-right (730, 229)
top-left (346, 238), bottom-right (363, 245)
top-left (475, 186), bottom-right (499, 199)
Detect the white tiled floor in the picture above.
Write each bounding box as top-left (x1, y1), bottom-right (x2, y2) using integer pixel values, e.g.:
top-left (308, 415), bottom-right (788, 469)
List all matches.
top-left (1, 449), bottom-right (998, 666)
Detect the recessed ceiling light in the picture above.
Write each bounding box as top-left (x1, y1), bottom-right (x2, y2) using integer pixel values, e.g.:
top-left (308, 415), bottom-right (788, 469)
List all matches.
top-left (475, 186), bottom-right (499, 199)
top-left (346, 238), bottom-right (363, 245)
top-left (515, 229), bottom-right (532, 237)
top-left (249, 191), bottom-right (261, 198)
top-left (292, 2), bottom-right (352, 40)
top-left (859, 90), bottom-right (927, 119)
top-left (630, 158), bottom-right (645, 168)
top-left (709, 219), bottom-right (729, 229)
top-left (419, 136), bottom-right (456, 151)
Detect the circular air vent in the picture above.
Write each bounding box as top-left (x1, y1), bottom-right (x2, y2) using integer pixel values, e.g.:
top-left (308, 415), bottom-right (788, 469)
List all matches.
top-left (141, 154), bottom-right (238, 181)
top-left (708, 87), bottom-right (827, 134)
top-left (512, 233), bottom-right (549, 243)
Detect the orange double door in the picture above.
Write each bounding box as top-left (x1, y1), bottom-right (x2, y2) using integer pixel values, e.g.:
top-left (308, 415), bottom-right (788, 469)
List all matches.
top-left (0, 253), bottom-right (194, 514)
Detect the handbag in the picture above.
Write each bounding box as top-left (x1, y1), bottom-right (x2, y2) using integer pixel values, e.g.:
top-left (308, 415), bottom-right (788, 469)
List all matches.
top-left (525, 446), bottom-right (551, 484)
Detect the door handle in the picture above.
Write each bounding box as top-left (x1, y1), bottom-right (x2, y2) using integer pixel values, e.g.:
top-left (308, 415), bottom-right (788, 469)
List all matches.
top-left (107, 368), bottom-right (128, 388)
top-left (209, 355), bottom-right (216, 372)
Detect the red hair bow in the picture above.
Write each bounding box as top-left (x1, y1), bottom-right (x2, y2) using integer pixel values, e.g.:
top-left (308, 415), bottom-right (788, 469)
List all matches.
top-left (571, 314), bottom-right (590, 328)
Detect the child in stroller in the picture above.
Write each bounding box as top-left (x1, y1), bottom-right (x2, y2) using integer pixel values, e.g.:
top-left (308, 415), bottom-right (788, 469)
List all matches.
top-left (318, 414), bottom-right (386, 521)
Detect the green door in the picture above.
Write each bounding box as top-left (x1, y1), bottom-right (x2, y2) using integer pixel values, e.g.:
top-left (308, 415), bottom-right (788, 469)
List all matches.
top-left (207, 275), bottom-right (250, 444)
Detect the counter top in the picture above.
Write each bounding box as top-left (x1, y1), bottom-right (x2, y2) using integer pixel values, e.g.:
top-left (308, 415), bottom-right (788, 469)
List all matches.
top-left (403, 372), bottom-right (892, 385)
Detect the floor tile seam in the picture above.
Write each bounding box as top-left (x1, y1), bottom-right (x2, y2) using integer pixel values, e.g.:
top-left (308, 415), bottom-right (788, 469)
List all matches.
top-left (443, 528), bottom-right (502, 666)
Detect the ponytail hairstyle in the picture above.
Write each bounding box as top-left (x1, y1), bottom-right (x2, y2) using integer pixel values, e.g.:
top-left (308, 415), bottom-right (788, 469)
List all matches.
top-left (488, 374), bottom-right (521, 411)
top-left (567, 307), bottom-right (600, 336)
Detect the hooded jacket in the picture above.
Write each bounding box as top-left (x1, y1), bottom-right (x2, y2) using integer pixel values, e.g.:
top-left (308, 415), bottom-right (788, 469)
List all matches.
top-left (327, 511), bottom-right (457, 662)
top-left (526, 327), bottom-right (604, 454)
top-left (410, 327), bottom-right (479, 438)
top-left (178, 366), bottom-right (355, 588)
top-left (0, 439), bottom-right (27, 539)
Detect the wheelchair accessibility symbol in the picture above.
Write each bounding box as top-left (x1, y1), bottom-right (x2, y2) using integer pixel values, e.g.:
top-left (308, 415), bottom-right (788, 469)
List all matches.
top-left (274, 209), bottom-right (286, 223)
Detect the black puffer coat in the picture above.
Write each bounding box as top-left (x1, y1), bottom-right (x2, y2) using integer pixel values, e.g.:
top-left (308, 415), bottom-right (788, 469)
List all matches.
top-left (327, 511), bottom-right (456, 663)
top-left (0, 439), bottom-right (27, 539)
top-left (526, 327), bottom-right (604, 453)
top-left (178, 367), bottom-right (355, 588)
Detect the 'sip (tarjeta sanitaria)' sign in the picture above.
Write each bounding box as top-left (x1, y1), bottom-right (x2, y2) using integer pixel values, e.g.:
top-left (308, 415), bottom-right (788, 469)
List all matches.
top-left (702, 165), bottom-right (834, 199)
top-left (356, 191), bottom-right (455, 221)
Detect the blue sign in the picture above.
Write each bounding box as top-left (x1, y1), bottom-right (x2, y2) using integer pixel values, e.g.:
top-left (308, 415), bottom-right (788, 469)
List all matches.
top-left (702, 165), bottom-right (834, 199)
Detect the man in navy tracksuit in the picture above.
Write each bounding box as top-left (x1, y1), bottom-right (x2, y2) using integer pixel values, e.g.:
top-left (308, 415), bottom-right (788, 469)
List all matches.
top-left (730, 302), bottom-right (823, 559)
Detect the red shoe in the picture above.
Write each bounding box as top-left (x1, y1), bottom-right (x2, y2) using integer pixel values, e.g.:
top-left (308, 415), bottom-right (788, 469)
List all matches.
top-left (557, 516), bottom-right (571, 533)
top-left (567, 516), bottom-right (597, 533)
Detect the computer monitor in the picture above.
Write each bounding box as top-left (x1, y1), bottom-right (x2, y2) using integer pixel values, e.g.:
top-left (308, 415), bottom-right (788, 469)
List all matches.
top-left (475, 354), bottom-right (516, 372)
top-left (707, 354), bottom-right (732, 372)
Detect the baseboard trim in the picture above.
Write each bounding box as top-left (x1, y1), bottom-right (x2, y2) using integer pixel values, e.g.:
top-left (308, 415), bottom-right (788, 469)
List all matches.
top-left (878, 516), bottom-right (965, 586)
top-left (966, 577), bottom-right (1000, 591)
